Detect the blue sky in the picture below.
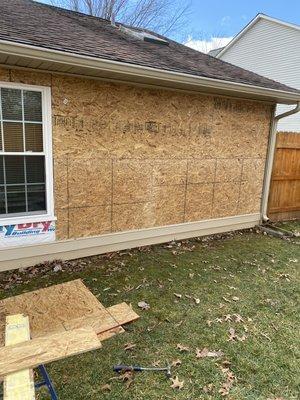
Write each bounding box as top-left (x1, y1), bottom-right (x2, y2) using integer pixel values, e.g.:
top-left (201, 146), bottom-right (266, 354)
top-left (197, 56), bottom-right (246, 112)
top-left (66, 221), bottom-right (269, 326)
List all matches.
top-left (186, 0), bottom-right (300, 51)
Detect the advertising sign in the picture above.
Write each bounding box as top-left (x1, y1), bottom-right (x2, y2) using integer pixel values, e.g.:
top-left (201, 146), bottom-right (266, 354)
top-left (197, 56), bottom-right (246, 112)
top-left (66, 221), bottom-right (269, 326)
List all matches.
top-left (0, 221), bottom-right (56, 248)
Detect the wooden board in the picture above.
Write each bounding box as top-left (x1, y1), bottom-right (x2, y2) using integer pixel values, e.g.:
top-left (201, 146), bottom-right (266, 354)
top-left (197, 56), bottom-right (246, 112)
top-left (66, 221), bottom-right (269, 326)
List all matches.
top-left (0, 327), bottom-right (102, 378)
top-left (107, 303), bottom-right (140, 326)
top-left (268, 132), bottom-right (300, 220)
top-left (98, 326), bottom-right (125, 341)
top-left (0, 279), bottom-right (106, 344)
top-left (4, 314), bottom-right (35, 400)
top-left (0, 280), bottom-right (140, 347)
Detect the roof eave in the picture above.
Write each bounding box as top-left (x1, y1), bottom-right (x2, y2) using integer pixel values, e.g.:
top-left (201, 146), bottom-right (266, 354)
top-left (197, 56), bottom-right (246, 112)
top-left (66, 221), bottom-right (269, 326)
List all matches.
top-left (0, 39), bottom-right (299, 104)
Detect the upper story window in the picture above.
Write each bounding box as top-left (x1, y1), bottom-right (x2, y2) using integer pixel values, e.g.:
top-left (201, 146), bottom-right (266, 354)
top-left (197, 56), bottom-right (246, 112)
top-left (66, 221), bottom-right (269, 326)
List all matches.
top-left (0, 83), bottom-right (53, 220)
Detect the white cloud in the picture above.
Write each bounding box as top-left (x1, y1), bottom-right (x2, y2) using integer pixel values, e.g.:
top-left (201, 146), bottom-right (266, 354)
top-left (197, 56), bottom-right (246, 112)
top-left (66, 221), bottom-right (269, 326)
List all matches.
top-left (221, 16), bottom-right (231, 26)
top-left (184, 36), bottom-right (233, 54)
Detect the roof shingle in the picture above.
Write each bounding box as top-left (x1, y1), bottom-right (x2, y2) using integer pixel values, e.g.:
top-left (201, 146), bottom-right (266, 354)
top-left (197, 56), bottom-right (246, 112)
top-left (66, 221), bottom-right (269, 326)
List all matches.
top-left (0, 0), bottom-right (299, 95)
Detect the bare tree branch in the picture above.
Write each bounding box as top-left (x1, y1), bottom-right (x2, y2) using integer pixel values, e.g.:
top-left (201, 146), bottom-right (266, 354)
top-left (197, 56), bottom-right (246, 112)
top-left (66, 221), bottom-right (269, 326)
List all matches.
top-left (49, 0), bottom-right (190, 35)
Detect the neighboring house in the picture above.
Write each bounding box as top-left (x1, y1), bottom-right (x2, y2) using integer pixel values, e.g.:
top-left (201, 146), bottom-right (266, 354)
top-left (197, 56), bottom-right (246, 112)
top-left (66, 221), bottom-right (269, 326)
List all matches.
top-left (212, 14), bottom-right (300, 133)
top-left (0, 1), bottom-right (300, 271)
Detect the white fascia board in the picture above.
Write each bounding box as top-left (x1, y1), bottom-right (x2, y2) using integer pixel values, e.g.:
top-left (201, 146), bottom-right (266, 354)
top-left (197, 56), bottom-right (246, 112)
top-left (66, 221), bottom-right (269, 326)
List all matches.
top-left (0, 39), bottom-right (299, 104)
top-left (217, 13), bottom-right (300, 59)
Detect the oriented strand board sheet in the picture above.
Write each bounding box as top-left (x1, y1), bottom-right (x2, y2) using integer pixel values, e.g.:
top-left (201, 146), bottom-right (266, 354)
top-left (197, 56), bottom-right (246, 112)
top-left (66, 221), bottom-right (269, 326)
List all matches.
top-left (107, 303), bottom-right (140, 326)
top-left (0, 67), bottom-right (272, 241)
top-left (4, 314), bottom-right (35, 400)
top-left (0, 280), bottom-right (140, 347)
top-left (0, 280), bottom-right (105, 343)
top-left (98, 326), bottom-right (125, 341)
top-left (0, 327), bottom-right (102, 377)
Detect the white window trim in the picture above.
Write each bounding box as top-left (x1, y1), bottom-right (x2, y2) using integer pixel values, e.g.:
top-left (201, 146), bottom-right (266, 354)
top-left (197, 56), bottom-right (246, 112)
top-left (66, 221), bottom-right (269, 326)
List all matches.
top-left (0, 81), bottom-right (55, 225)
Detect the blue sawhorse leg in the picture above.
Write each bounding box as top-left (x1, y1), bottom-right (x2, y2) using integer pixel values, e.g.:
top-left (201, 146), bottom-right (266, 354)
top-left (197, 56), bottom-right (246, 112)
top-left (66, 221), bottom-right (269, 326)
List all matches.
top-left (35, 364), bottom-right (58, 400)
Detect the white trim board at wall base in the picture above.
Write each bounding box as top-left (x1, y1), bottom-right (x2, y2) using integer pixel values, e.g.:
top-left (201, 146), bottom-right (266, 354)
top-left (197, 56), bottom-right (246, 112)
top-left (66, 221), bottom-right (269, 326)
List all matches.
top-left (0, 214), bottom-right (260, 272)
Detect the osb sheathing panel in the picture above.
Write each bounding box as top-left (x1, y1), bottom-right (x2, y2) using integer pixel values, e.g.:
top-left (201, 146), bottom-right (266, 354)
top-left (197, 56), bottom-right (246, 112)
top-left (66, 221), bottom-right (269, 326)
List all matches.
top-left (0, 68), bottom-right (273, 240)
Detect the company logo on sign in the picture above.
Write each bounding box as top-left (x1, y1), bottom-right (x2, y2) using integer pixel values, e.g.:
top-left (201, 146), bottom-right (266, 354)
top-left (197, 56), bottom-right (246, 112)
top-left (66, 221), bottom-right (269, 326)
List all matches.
top-left (0, 221), bottom-right (55, 238)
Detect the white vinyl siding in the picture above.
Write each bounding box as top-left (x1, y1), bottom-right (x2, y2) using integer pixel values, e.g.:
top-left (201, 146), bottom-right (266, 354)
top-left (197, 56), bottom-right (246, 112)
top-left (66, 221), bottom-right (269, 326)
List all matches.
top-left (219, 18), bottom-right (300, 132)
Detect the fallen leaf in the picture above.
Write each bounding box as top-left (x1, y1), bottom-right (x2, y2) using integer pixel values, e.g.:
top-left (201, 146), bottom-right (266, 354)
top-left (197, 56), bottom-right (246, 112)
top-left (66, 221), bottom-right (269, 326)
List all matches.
top-left (233, 314), bottom-right (243, 323)
top-left (171, 359), bottom-right (182, 367)
top-left (203, 383), bottom-right (214, 393)
top-left (170, 376), bottom-right (184, 390)
top-left (124, 342), bottom-right (136, 351)
top-left (194, 297), bottom-right (200, 304)
top-left (176, 343), bottom-right (189, 352)
top-left (228, 328), bottom-right (236, 341)
top-left (152, 360), bottom-right (161, 367)
top-left (101, 384), bottom-right (111, 392)
top-left (196, 348), bottom-right (224, 358)
top-left (174, 293), bottom-right (182, 299)
top-left (237, 334), bottom-right (247, 342)
top-left (138, 301), bottom-right (150, 310)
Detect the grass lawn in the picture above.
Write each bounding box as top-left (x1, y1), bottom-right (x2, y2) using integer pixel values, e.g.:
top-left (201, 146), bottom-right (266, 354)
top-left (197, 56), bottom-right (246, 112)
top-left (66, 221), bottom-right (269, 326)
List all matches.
top-left (0, 224), bottom-right (299, 399)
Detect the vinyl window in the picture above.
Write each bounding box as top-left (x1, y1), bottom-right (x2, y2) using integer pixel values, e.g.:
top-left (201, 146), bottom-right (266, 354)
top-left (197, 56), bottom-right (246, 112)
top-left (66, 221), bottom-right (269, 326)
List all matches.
top-left (0, 83), bottom-right (53, 222)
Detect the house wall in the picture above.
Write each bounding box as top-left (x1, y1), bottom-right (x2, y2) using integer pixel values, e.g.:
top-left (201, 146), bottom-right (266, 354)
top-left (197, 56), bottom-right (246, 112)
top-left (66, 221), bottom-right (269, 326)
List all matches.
top-left (0, 67), bottom-right (273, 242)
top-left (218, 18), bottom-right (300, 133)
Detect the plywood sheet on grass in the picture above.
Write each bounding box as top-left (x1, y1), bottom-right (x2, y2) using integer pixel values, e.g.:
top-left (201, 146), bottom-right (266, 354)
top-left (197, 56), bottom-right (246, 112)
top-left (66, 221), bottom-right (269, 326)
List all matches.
top-left (0, 280), bottom-right (139, 347)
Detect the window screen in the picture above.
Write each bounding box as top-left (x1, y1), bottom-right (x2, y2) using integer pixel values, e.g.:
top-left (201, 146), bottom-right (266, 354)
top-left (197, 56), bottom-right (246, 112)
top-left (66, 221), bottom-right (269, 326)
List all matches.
top-left (0, 87), bottom-right (46, 216)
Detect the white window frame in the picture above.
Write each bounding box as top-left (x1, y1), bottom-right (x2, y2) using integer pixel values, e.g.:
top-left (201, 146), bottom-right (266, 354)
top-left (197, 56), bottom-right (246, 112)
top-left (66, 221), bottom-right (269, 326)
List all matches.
top-left (0, 81), bottom-right (55, 225)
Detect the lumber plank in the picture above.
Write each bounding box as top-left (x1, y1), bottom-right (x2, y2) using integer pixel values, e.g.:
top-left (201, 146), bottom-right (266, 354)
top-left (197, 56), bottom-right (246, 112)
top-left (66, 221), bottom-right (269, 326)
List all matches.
top-left (4, 314), bottom-right (35, 400)
top-left (107, 303), bottom-right (140, 325)
top-left (0, 327), bottom-right (102, 378)
top-left (63, 310), bottom-right (118, 333)
top-left (98, 326), bottom-right (125, 341)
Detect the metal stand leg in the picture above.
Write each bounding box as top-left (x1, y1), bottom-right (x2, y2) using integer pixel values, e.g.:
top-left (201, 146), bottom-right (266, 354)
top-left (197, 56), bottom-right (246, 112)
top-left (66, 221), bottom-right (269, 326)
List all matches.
top-left (35, 365), bottom-right (58, 400)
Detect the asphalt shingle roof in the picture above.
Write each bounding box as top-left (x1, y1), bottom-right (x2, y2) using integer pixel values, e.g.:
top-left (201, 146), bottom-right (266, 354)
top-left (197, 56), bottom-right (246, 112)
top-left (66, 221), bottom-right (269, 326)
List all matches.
top-left (1, 0), bottom-right (299, 95)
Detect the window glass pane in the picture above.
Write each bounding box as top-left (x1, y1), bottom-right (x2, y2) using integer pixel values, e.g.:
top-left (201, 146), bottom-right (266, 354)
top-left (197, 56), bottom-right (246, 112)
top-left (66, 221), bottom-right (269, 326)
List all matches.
top-left (1, 88), bottom-right (22, 121)
top-left (25, 123), bottom-right (43, 152)
top-left (0, 187), bottom-right (5, 214)
top-left (7, 185), bottom-right (26, 214)
top-left (24, 91), bottom-right (42, 122)
top-left (26, 156), bottom-right (45, 183)
top-left (5, 155), bottom-right (25, 185)
top-left (3, 122), bottom-right (24, 152)
top-left (0, 156), bottom-right (4, 185)
top-left (27, 184), bottom-right (46, 212)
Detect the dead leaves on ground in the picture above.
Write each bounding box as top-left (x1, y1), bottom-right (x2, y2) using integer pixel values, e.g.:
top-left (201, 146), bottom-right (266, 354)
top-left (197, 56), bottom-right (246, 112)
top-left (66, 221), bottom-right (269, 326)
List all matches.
top-left (176, 343), bottom-right (189, 352)
top-left (171, 359), bottom-right (182, 367)
top-left (124, 342), bottom-right (136, 351)
top-left (100, 384), bottom-right (111, 392)
top-left (137, 301), bottom-right (150, 310)
top-left (227, 328), bottom-right (247, 342)
top-left (170, 376), bottom-right (184, 390)
top-left (196, 347), bottom-right (224, 358)
top-left (219, 360), bottom-right (236, 396)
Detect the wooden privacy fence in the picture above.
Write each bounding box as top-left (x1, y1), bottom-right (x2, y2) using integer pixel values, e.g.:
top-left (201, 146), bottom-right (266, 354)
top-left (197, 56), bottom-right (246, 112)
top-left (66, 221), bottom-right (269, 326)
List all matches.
top-left (268, 132), bottom-right (300, 221)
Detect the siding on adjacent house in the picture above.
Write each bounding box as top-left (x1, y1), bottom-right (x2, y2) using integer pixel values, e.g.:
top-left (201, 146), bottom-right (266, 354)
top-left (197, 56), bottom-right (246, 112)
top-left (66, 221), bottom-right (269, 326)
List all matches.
top-left (219, 18), bottom-right (300, 132)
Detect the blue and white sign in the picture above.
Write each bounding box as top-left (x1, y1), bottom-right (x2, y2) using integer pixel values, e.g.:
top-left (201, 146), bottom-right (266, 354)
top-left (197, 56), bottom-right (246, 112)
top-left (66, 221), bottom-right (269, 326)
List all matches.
top-left (0, 221), bottom-right (55, 248)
